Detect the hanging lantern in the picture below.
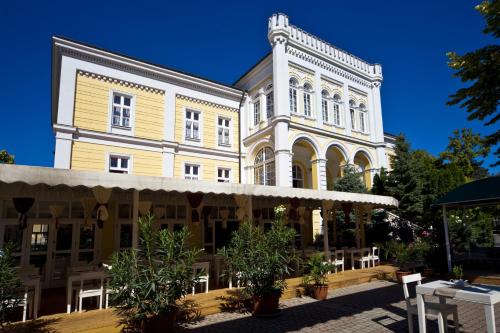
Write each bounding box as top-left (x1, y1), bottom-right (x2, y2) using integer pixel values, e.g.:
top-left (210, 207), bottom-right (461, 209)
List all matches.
top-left (81, 197), bottom-right (96, 230)
top-left (92, 187), bottom-right (111, 229)
top-left (138, 201), bottom-right (152, 217)
top-left (49, 204), bottom-right (64, 228)
top-left (12, 198), bottom-right (35, 230)
top-left (187, 193), bottom-right (203, 223)
top-left (220, 207), bottom-right (230, 229)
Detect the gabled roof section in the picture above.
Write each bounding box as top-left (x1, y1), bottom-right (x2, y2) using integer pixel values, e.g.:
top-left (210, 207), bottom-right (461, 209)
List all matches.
top-left (233, 52), bottom-right (272, 87)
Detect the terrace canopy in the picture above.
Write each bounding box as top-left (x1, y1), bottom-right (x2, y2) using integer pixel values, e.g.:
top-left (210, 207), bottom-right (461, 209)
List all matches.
top-left (433, 176), bottom-right (500, 272)
top-left (0, 164), bottom-right (398, 261)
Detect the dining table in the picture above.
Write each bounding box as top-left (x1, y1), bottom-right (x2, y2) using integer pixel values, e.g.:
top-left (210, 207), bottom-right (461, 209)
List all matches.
top-left (66, 266), bottom-right (106, 313)
top-left (416, 280), bottom-right (500, 333)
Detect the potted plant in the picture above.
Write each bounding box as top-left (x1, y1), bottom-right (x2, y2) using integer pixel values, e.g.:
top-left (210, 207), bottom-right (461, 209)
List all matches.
top-left (0, 245), bottom-right (22, 327)
top-left (219, 205), bottom-right (296, 317)
top-left (303, 253), bottom-right (335, 300)
top-left (451, 265), bottom-right (466, 287)
top-left (107, 214), bottom-right (202, 333)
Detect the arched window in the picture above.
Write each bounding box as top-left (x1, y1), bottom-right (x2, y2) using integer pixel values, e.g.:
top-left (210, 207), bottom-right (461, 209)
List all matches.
top-left (303, 83), bottom-right (312, 117)
top-left (333, 94), bottom-right (341, 126)
top-left (321, 90), bottom-right (329, 123)
top-left (349, 100), bottom-right (356, 130)
top-left (289, 78), bottom-right (298, 114)
top-left (254, 147), bottom-right (275, 186)
top-left (292, 164), bottom-right (304, 188)
top-left (358, 103), bottom-right (367, 133)
top-left (265, 84), bottom-right (274, 119)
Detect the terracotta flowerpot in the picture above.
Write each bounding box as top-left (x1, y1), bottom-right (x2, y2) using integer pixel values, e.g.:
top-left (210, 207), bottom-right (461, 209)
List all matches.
top-left (396, 270), bottom-right (411, 284)
top-left (142, 310), bottom-right (177, 333)
top-left (312, 284), bottom-right (329, 300)
top-left (252, 291), bottom-right (281, 317)
top-left (422, 268), bottom-right (433, 277)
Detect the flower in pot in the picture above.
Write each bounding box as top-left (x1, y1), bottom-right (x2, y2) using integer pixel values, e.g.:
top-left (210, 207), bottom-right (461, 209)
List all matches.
top-left (219, 205), bottom-right (296, 317)
top-left (107, 213), bottom-right (202, 333)
top-left (303, 253), bottom-right (335, 300)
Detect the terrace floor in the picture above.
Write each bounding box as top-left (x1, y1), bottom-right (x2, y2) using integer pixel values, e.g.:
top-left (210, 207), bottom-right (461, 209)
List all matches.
top-left (3, 266), bottom-right (500, 333)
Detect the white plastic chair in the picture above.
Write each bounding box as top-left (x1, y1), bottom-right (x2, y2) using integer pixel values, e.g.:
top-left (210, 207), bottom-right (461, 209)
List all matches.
top-left (332, 250), bottom-right (345, 273)
top-left (371, 246), bottom-right (380, 267)
top-left (402, 273), bottom-right (459, 333)
top-left (77, 271), bottom-right (105, 312)
top-left (354, 248), bottom-right (371, 269)
top-left (192, 262), bottom-right (209, 295)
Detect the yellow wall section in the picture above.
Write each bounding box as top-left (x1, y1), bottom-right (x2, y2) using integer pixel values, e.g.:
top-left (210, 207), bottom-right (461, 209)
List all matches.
top-left (74, 72), bottom-right (165, 141)
top-left (173, 155), bottom-right (239, 183)
top-left (175, 96), bottom-right (239, 151)
top-left (71, 141), bottom-right (163, 176)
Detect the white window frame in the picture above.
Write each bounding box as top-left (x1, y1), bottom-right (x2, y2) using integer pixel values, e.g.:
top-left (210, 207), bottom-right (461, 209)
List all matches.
top-left (108, 154), bottom-right (131, 174)
top-left (349, 100), bottom-right (356, 130)
top-left (321, 91), bottom-right (329, 123)
top-left (303, 84), bottom-right (313, 117)
top-left (333, 95), bottom-right (342, 127)
top-left (184, 108), bottom-right (201, 142)
top-left (265, 86), bottom-right (274, 119)
top-left (109, 90), bottom-right (135, 136)
top-left (254, 147), bottom-right (275, 186)
top-left (289, 79), bottom-right (298, 114)
top-left (292, 164), bottom-right (304, 188)
top-left (217, 116), bottom-right (231, 147)
top-left (217, 167), bottom-right (231, 183)
top-left (253, 99), bottom-right (261, 126)
top-left (184, 163), bottom-right (201, 180)
top-left (358, 104), bottom-right (368, 133)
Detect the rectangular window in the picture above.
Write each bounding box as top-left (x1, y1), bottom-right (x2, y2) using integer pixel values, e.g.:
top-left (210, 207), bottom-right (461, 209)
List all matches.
top-left (254, 101), bottom-right (261, 126)
top-left (185, 110), bottom-right (200, 140)
top-left (289, 88), bottom-right (297, 113)
top-left (322, 99), bottom-right (329, 123)
top-left (350, 108), bottom-right (356, 130)
top-left (359, 112), bottom-right (366, 132)
top-left (184, 164), bottom-right (199, 180)
top-left (304, 93), bottom-right (312, 117)
top-left (217, 168), bottom-right (231, 183)
top-left (266, 92), bottom-right (274, 119)
top-left (333, 103), bottom-right (341, 126)
top-left (217, 117), bottom-right (230, 146)
top-left (112, 93), bottom-right (132, 128)
top-left (109, 155), bottom-right (130, 174)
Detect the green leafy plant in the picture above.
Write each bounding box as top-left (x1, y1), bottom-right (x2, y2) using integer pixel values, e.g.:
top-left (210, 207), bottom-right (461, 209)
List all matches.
top-left (303, 253), bottom-right (334, 286)
top-left (0, 245), bottom-right (22, 326)
top-left (452, 265), bottom-right (464, 280)
top-left (219, 205), bottom-right (296, 298)
top-left (107, 213), bottom-right (202, 325)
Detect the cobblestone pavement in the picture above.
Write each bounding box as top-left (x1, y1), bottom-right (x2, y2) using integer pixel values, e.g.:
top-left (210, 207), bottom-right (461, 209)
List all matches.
top-left (180, 280), bottom-right (500, 333)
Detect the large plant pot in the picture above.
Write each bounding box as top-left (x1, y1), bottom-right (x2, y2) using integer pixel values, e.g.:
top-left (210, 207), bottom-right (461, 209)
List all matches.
top-left (396, 270), bottom-right (411, 284)
top-left (142, 310), bottom-right (177, 333)
top-left (252, 291), bottom-right (281, 317)
top-left (312, 284), bottom-right (329, 300)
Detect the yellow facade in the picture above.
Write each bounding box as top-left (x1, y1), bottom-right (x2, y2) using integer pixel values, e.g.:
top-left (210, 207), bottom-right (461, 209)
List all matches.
top-left (173, 154), bottom-right (239, 183)
top-left (71, 141), bottom-right (163, 176)
top-left (174, 95), bottom-right (239, 151)
top-left (74, 72), bottom-right (165, 141)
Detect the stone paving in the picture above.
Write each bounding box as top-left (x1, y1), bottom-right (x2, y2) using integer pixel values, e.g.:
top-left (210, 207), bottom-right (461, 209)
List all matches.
top-left (180, 280), bottom-right (500, 333)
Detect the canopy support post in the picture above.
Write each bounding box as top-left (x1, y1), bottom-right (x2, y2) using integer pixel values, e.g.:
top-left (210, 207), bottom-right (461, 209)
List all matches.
top-left (322, 202), bottom-right (330, 257)
top-left (443, 205), bottom-right (452, 273)
top-left (132, 190), bottom-right (139, 249)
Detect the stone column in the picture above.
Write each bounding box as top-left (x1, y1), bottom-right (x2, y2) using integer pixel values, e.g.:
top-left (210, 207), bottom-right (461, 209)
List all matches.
top-left (311, 158), bottom-right (327, 190)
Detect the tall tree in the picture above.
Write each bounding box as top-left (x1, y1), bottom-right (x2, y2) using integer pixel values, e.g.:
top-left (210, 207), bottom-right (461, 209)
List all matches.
top-left (371, 167), bottom-right (388, 196)
top-left (0, 150), bottom-right (14, 164)
top-left (447, 0), bottom-right (500, 166)
top-left (439, 128), bottom-right (490, 179)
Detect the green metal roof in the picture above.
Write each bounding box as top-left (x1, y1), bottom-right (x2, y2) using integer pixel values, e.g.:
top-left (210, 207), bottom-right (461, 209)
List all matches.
top-left (434, 176), bottom-right (500, 207)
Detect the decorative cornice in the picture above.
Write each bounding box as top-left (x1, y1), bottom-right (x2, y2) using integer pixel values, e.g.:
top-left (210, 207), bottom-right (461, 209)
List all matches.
top-left (176, 94), bottom-right (239, 112)
top-left (287, 47), bottom-right (374, 89)
top-left (77, 70), bottom-right (165, 94)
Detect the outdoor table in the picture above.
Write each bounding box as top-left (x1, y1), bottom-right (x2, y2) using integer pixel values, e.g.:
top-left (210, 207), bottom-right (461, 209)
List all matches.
top-left (66, 268), bottom-right (105, 313)
top-left (19, 275), bottom-right (41, 320)
top-left (416, 280), bottom-right (500, 333)
top-left (343, 248), bottom-right (362, 270)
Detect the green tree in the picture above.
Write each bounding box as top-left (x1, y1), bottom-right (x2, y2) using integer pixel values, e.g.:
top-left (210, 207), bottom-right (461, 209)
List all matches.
top-left (371, 167), bottom-right (388, 195)
top-left (330, 164), bottom-right (366, 193)
top-left (447, 0), bottom-right (500, 166)
top-left (0, 150), bottom-right (14, 164)
top-left (0, 245), bottom-right (22, 326)
top-left (439, 128), bottom-right (490, 179)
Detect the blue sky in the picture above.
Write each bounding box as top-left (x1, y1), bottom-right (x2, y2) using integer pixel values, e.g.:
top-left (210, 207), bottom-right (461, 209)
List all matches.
top-left (1, 0), bottom-right (498, 173)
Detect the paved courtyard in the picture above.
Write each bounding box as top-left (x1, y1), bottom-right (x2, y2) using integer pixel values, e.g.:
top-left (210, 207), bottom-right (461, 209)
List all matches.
top-left (180, 280), bottom-right (500, 333)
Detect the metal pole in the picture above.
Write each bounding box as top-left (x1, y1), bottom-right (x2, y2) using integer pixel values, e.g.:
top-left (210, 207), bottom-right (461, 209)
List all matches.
top-left (442, 205), bottom-right (452, 273)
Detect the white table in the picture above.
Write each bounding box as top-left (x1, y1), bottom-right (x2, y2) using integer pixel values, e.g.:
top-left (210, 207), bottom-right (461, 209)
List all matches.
top-left (19, 275), bottom-right (41, 321)
top-left (416, 280), bottom-right (500, 333)
top-left (66, 269), bottom-right (106, 313)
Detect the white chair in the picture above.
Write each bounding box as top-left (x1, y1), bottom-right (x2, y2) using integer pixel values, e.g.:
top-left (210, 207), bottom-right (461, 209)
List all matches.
top-left (228, 271), bottom-right (241, 289)
top-left (332, 250), bottom-right (345, 273)
top-left (77, 271), bottom-right (105, 312)
top-left (354, 248), bottom-right (371, 269)
top-left (402, 273), bottom-right (459, 333)
top-left (192, 262), bottom-right (209, 295)
top-left (371, 246), bottom-right (380, 267)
